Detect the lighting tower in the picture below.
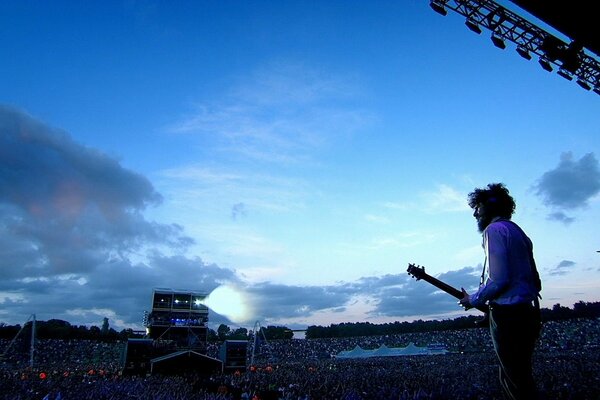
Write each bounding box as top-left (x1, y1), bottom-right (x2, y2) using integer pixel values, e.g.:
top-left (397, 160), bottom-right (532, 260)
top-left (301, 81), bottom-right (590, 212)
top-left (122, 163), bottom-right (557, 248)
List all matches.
top-left (145, 288), bottom-right (209, 351)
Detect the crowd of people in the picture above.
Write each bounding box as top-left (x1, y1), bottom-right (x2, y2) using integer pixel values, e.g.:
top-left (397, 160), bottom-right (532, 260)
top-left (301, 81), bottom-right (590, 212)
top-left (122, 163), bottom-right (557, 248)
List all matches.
top-left (0, 318), bottom-right (598, 399)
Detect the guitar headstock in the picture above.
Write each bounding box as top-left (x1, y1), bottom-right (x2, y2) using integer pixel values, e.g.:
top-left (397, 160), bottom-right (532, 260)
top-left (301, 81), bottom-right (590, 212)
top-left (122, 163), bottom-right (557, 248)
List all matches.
top-left (407, 263), bottom-right (427, 281)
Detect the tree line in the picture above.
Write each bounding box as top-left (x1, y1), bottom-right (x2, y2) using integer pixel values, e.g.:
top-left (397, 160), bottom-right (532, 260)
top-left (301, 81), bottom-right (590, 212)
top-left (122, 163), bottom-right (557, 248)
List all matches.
top-left (0, 317), bottom-right (141, 342)
top-left (0, 319), bottom-right (293, 342)
top-left (304, 301), bottom-right (600, 339)
top-left (1, 301), bottom-right (597, 342)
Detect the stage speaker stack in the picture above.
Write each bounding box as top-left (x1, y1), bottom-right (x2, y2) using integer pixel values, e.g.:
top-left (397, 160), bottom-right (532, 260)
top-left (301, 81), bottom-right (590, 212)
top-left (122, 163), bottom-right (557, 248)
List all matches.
top-left (220, 340), bottom-right (247, 371)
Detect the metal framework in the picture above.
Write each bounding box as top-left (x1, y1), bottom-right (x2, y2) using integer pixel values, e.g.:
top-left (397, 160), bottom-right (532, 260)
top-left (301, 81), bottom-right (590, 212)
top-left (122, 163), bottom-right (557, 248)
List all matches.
top-left (430, 0), bottom-right (600, 95)
top-left (1, 314), bottom-right (36, 368)
top-left (249, 320), bottom-right (274, 367)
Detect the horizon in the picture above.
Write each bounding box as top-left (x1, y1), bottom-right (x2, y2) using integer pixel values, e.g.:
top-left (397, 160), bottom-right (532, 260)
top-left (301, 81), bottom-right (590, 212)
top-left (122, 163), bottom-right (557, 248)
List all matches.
top-left (2, 297), bottom-right (595, 333)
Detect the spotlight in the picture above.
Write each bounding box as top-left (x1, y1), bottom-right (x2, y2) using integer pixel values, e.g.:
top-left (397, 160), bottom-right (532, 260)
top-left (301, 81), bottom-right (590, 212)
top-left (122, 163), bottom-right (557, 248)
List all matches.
top-left (576, 79), bottom-right (591, 90)
top-left (430, 1), bottom-right (447, 16)
top-left (556, 69), bottom-right (573, 81)
top-left (538, 57), bottom-right (553, 72)
top-left (465, 19), bottom-right (482, 34)
top-left (516, 46), bottom-right (532, 60)
top-left (491, 34), bottom-right (506, 49)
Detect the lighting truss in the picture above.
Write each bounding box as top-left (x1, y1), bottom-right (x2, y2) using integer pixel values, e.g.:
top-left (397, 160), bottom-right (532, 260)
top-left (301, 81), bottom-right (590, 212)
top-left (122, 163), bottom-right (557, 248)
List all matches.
top-left (430, 0), bottom-right (600, 94)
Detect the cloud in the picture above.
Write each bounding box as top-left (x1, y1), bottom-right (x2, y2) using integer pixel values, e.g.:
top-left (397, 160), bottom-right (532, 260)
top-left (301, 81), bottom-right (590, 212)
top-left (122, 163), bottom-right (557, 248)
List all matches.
top-left (169, 61), bottom-right (374, 165)
top-left (248, 282), bottom-right (355, 321)
top-left (382, 184), bottom-right (469, 214)
top-left (0, 107), bottom-right (162, 214)
top-left (0, 106), bottom-right (202, 328)
top-left (364, 213), bottom-right (390, 224)
top-left (239, 267), bottom-right (484, 324)
top-left (158, 165), bottom-right (309, 216)
top-left (0, 106), bottom-right (196, 277)
top-left (548, 260), bottom-right (576, 276)
top-left (373, 266), bottom-right (482, 318)
top-left (423, 184), bottom-right (470, 213)
top-left (534, 152), bottom-right (600, 221)
top-left (231, 202), bottom-right (247, 220)
top-left (0, 106), bottom-right (492, 330)
top-left (546, 211), bottom-right (575, 224)
top-left (0, 253), bottom-right (240, 329)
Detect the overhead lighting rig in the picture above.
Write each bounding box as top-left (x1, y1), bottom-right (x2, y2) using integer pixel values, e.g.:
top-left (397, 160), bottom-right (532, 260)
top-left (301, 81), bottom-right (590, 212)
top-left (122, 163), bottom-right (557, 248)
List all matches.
top-left (429, 0), bottom-right (600, 95)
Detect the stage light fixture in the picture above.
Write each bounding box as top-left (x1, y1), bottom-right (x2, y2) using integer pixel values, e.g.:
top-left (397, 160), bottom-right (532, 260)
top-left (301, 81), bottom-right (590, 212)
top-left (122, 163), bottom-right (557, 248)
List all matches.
top-left (538, 57), bottom-right (553, 72)
top-left (465, 19), bottom-right (482, 34)
top-left (430, 1), bottom-right (447, 16)
top-left (576, 79), bottom-right (591, 90)
top-left (556, 69), bottom-right (573, 81)
top-left (516, 46), bottom-right (532, 60)
top-left (491, 34), bottom-right (506, 49)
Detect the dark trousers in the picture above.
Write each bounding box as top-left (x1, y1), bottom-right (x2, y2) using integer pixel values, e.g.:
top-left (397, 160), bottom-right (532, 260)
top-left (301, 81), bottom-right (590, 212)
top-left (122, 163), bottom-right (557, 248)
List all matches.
top-left (489, 302), bottom-right (541, 400)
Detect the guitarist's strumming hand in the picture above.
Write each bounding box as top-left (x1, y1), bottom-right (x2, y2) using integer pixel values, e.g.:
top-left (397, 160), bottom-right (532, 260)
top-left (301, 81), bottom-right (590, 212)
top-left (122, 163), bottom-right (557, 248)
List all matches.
top-left (458, 288), bottom-right (472, 311)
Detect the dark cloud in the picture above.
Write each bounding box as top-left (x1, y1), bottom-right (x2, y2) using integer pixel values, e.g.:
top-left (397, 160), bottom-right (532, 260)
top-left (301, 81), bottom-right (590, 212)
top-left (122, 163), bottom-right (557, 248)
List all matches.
top-left (240, 267), bottom-right (484, 325)
top-left (546, 211), bottom-right (575, 225)
top-left (248, 282), bottom-right (356, 320)
top-left (534, 152), bottom-right (600, 222)
top-left (0, 106), bottom-right (192, 277)
top-left (0, 106), bottom-right (199, 328)
top-left (548, 260), bottom-right (576, 276)
top-left (0, 253), bottom-right (239, 329)
top-left (0, 106), bottom-right (162, 214)
top-left (372, 267), bottom-right (481, 318)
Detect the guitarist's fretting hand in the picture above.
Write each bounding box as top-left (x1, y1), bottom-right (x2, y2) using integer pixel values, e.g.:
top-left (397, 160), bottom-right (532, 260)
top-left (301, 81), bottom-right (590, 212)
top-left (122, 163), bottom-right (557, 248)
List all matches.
top-left (458, 288), bottom-right (473, 311)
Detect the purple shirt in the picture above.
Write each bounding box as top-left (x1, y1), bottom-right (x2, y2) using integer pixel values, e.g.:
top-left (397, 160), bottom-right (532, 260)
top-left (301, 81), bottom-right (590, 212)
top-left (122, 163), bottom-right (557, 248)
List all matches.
top-left (470, 218), bottom-right (539, 307)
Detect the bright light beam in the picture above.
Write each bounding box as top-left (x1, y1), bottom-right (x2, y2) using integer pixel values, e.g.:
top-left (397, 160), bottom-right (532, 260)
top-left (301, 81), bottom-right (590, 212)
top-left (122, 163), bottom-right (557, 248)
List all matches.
top-left (201, 285), bottom-right (254, 324)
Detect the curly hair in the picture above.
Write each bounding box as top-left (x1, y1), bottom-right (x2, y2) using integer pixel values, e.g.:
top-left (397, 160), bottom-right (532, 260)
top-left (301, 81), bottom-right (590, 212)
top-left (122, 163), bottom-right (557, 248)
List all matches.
top-left (467, 183), bottom-right (516, 219)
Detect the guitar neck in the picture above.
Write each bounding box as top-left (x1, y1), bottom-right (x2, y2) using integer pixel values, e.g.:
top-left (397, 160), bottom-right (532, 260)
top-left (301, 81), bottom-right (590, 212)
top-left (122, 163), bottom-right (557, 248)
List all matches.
top-left (417, 272), bottom-right (489, 314)
top-left (419, 274), bottom-right (463, 299)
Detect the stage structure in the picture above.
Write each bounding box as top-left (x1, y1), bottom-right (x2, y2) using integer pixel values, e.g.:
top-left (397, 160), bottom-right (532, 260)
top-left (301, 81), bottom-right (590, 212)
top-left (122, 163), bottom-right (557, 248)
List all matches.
top-left (123, 288), bottom-right (221, 375)
top-left (429, 0), bottom-right (600, 95)
top-left (219, 340), bottom-right (248, 372)
top-left (144, 288), bottom-right (209, 349)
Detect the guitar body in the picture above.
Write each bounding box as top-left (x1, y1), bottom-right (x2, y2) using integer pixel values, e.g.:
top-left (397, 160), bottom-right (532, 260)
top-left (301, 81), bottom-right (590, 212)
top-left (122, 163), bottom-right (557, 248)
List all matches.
top-left (407, 263), bottom-right (489, 326)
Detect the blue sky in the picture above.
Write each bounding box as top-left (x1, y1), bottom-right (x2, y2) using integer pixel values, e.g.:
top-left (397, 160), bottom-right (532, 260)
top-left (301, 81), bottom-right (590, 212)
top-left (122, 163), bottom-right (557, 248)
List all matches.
top-left (1, 0), bottom-right (599, 331)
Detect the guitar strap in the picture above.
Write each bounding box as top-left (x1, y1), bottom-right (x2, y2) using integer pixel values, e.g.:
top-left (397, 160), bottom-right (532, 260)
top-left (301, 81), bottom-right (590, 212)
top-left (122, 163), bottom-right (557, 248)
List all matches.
top-left (479, 257), bottom-right (486, 287)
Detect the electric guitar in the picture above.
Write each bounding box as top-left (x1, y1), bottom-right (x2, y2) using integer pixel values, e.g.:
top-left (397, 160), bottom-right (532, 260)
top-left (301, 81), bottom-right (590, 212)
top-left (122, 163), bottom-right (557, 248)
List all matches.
top-left (407, 263), bottom-right (489, 325)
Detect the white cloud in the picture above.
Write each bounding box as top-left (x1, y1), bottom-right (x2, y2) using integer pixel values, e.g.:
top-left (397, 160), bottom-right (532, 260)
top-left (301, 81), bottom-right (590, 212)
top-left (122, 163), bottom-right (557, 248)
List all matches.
top-left (382, 184), bottom-right (469, 214)
top-left (422, 184), bottom-right (470, 213)
top-left (382, 201), bottom-right (409, 210)
top-left (364, 213), bottom-right (390, 224)
top-left (157, 165), bottom-right (309, 215)
top-left (453, 245), bottom-right (483, 265)
top-left (168, 61), bottom-right (374, 165)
